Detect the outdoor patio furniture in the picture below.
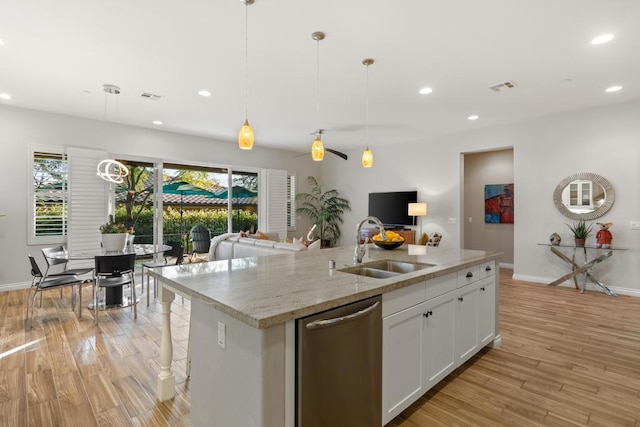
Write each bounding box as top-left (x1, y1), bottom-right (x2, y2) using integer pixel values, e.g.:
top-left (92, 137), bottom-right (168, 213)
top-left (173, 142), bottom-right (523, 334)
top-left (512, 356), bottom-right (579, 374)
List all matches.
top-left (190, 224), bottom-right (211, 255)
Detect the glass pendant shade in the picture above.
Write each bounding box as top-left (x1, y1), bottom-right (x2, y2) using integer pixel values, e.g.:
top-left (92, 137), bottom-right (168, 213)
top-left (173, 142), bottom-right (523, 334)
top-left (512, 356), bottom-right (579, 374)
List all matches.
top-left (238, 119), bottom-right (254, 150)
top-left (311, 138), bottom-right (325, 161)
top-left (362, 147), bottom-right (373, 167)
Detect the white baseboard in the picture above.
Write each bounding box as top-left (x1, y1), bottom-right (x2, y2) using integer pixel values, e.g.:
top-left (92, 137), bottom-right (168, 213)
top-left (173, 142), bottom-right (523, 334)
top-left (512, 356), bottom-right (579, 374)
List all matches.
top-left (511, 273), bottom-right (640, 297)
top-left (0, 281), bottom-right (31, 293)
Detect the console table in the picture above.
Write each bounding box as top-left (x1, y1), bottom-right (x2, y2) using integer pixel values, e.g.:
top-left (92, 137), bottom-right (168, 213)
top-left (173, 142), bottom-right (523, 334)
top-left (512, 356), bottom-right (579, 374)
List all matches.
top-left (538, 243), bottom-right (627, 297)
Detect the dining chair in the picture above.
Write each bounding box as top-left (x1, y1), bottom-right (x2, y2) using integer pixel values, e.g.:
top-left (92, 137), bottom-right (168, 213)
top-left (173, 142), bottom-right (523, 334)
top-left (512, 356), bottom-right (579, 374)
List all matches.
top-left (26, 255), bottom-right (83, 324)
top-left (93, 253), bottom-right (137, 325)
top-left (42, 246), bottom-right (94, 304)
top-left (140, 241), bottom-right (185, 306)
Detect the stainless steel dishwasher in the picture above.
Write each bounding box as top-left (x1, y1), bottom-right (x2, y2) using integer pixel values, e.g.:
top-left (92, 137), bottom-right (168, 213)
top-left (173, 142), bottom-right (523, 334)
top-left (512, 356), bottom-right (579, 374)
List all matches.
top-left (296, 295), bottom-right (382, 427)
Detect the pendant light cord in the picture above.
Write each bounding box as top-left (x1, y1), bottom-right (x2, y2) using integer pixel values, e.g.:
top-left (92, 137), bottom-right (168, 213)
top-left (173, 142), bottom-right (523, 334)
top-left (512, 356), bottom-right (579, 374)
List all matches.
top-left (244, 2), bottom-right (249, 121)
top-left (316, 37), bottom-right (320, 135)
top-left (366, 63), bottom-right (370, 142)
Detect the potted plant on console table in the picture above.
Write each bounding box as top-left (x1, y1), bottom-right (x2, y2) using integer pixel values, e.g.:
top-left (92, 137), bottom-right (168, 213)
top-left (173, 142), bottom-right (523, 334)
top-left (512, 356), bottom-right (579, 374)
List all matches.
top-left (566, 219), bottom-right (593, 247)
top-left (296, 176), bottom-right (351, 248)
top-left (100, 215), bottom-right (133, 251)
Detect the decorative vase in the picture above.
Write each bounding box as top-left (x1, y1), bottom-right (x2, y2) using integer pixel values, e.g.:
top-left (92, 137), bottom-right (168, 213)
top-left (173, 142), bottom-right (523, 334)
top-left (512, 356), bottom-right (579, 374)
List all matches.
top-left (102, 233), bottom-right (127, 252)
top-left (574, 238), bottom-right (586, 247)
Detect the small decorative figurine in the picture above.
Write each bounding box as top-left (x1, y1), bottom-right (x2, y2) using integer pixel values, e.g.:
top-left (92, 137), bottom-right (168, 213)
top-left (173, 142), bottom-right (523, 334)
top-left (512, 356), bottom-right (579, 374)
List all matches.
top-left (549, 232), bottom-right (561, 245)
top-left (595, 222), bottom-right (613, 248)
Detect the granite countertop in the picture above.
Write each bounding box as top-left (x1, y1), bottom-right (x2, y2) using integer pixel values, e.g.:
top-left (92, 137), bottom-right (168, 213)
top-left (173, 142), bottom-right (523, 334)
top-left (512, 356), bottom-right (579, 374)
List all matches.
top-left (149, 244), bottom-right (500, 329)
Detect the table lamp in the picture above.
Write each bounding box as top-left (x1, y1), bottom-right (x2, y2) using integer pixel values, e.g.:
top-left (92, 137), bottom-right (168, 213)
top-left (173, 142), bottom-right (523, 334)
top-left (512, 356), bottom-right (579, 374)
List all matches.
top-left (408, 202), bottom-right (427, 243)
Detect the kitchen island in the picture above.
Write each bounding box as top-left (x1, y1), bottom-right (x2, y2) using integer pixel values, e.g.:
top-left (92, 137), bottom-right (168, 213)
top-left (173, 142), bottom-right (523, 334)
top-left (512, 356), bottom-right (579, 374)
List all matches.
top-left (149, 244), bottom-right (501, 426)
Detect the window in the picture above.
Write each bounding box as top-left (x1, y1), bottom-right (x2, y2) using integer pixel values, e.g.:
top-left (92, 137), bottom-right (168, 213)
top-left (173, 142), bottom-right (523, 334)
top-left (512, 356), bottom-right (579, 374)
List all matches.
top-left (30, 148), bottom-right (68, 244)
top-left (287, 173), bottom-right (296, 229)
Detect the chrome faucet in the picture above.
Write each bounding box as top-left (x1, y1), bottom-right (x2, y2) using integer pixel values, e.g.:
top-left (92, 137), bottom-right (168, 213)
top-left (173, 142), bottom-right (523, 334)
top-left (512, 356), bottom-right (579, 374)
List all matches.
top-left (355, 216), bottom-right (387, 264)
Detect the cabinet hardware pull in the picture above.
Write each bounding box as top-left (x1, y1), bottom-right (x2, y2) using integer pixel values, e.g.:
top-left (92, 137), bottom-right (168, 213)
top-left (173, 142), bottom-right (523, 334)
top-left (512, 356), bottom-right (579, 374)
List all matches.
top-left (458, 297), bottom-right (464, 302)
top-left (485, 266), bottom-right (492, 271)
top-left (423, 312), bottom-right (428, 318)
top-left (428, 310), bottom-right (433, 316)
top-left (481, 287), bottom-right (485, 291)
top-left (466, 272), bottom-right (473, 278)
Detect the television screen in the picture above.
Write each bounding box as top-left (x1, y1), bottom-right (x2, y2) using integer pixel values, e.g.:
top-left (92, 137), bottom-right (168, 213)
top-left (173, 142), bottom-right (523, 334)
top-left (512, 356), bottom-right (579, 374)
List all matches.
top-left (368, 191), bottom-right (418, 228)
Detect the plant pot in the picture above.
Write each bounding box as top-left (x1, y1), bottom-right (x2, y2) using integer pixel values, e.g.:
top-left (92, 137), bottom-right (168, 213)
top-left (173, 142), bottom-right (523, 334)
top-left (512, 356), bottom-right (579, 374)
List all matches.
top-left (574, 238), bottom-right (586, 247)
top-left (102, 233), bottom-right (127, 252)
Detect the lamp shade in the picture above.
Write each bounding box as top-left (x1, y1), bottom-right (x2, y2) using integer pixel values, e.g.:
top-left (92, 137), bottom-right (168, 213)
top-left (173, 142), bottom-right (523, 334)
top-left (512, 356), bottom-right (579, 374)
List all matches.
top-left (361, 147), bottom-right (373, 167)
top-left (408, 202), bottom-right (427, 217)
top-left (311, 138), bottom-right (324, 161)
top-left (238, 119), bottom-right (254, 150)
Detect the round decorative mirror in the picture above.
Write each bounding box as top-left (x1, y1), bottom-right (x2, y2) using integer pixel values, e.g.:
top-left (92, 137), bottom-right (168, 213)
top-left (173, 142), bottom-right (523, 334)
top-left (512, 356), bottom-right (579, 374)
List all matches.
top-left (553, 172), bottom-right (615, 220)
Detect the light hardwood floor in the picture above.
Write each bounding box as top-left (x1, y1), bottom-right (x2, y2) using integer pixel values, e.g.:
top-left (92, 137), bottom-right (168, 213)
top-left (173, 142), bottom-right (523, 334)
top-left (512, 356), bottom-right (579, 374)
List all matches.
top-left (1, 269), bottom-right (639, 426)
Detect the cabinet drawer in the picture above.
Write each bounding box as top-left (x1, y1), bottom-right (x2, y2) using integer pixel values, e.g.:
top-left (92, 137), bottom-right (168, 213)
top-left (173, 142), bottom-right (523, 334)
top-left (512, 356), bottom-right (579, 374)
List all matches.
top-left (382, 281), bottom-right (426, 317)
top-left (425, 272), bottom-right (457, 300)
top-left (479, 261), bottom-right (496, 279)
top-left (457, 265), bottom-right (480, 287)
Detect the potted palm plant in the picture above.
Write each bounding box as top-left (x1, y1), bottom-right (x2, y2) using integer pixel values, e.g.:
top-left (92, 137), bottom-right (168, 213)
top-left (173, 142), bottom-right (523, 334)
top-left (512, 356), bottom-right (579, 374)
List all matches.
top-left (566, 219), bottom-right (592, 247)
top-left (296, 176), bottom-right (351, 248)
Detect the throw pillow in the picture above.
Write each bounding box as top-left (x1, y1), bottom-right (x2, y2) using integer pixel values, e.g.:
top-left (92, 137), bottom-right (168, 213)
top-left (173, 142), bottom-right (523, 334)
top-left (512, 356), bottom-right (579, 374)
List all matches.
top-left (255, 231), bottom-right (269, 240)
top-left (307, 240), bottom-right (321, 251)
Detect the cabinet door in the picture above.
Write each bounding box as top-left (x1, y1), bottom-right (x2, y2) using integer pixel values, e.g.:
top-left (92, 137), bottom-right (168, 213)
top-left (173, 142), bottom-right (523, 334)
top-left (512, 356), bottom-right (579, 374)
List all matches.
top-left (382, 301), bottom-right (427, 425)
top-left (454, 283), bottom-right (479, 364)
top-left (423, 291), bottom-right (456, 388)
top-left (477, 277), bottom-right (496, 347)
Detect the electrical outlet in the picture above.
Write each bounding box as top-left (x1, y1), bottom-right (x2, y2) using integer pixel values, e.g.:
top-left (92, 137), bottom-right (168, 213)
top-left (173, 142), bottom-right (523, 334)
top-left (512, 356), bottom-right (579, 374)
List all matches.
top-left (468, 217), bottom-right (473, 223)
top-left (631, 221), bottom-right (640, 230)
top-left (217, 321), bottom-right (226, 349)
top-left (448, 217), bottom-right (457, 224)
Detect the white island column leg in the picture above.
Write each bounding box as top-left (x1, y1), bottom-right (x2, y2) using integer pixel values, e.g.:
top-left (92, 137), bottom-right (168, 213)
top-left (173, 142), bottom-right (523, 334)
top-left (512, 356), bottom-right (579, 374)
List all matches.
top-left (157, 282), bottom-right (176, 401)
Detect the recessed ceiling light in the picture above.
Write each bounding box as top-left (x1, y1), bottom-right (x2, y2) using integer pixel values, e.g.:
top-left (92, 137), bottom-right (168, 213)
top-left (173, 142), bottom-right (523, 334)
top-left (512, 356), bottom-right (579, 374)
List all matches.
top-left (0, 38), bottom-right (5, 46)
top-left (0, 93), bottom-right (11, 100)
top-left (468, 115), bottom-right (479, 121)
top-left (198, 90), bottom-right (211, 97)
top-left (605, 85), bottom-right (622, 93)
top-left (153, 120), bottom-right (163, 125)
top-left (419, 87), bottom-right (433, 95)
top-left (591, 34), bottom-right (614, 45)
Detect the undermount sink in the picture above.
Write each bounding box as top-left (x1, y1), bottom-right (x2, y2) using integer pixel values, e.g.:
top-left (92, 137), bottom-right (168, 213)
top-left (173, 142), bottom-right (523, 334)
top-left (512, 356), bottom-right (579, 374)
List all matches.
top-left (339, 259), bottom-right (436, 279)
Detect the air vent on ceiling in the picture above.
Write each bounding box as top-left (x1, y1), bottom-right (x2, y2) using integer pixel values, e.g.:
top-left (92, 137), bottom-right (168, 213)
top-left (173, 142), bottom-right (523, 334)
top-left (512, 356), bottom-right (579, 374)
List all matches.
top-left (488, 81), bottom-right (518, 92)
top-left (140, 92), bottom-right (162, 101)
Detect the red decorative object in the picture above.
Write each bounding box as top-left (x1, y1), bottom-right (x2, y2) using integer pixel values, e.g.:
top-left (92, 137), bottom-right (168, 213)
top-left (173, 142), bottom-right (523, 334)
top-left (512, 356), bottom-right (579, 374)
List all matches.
top-left (595, 222), bottom-right (613, 248)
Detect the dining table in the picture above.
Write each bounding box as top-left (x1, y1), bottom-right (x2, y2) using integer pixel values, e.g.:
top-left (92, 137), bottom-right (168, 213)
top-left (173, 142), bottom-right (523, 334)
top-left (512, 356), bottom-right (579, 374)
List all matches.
top-left (48, 243), bottom-right (171, 310)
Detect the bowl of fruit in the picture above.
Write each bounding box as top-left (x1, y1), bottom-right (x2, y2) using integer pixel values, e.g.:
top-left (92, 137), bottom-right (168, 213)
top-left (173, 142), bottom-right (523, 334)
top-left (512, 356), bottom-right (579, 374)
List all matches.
top-left (372, 231), bottom-right (405, 250)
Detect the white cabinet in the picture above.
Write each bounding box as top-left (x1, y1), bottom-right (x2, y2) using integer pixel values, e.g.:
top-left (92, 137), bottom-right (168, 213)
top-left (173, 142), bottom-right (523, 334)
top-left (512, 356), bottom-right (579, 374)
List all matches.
top-left (423, 292), bottom-right (456, 388)
top-left (382, 261), bottom-right (497, 425)
top-left (478, 277), bottom-right (496, 347)
top-left (454, 281), bottom-right (479, 364)
top-left (382, 300), bottom-right (427, 423)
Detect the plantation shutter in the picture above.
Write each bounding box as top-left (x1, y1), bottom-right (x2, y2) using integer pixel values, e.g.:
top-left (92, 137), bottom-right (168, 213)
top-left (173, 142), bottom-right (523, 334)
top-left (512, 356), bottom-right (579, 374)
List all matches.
top-left (261, 169), bottom-right (287, 242)
top-left (67, 147), bottom-right (109, 269)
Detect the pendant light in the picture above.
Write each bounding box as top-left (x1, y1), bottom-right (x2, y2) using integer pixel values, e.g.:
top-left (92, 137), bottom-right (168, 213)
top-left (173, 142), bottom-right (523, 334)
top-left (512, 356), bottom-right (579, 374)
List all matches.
top-left (361, 58), bottom-right (374, 168)
top-left (97, 84), bottom-right (129, 184)
top-left (311, 31), bottom-right (325, 161)
top-left (238, 0), bottom-right (255, 150)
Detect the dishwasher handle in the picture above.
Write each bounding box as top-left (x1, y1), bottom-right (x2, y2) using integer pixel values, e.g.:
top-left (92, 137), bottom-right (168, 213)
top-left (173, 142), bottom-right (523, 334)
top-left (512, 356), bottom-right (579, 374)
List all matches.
top-left (305, 301), bottom-right (380, 330)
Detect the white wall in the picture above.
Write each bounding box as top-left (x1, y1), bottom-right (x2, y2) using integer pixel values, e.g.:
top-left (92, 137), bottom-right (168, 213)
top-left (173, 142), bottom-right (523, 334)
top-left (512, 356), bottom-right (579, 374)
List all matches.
top-left (0, 105), bottom-right (321, 288)
top-left (322, 100), bottom-right (640, 295)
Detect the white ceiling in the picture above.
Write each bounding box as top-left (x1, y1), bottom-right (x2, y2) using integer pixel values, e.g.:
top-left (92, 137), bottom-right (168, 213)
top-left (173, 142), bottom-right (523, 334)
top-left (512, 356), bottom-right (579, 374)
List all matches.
top-left (1, 0), bottom-right (639, 154)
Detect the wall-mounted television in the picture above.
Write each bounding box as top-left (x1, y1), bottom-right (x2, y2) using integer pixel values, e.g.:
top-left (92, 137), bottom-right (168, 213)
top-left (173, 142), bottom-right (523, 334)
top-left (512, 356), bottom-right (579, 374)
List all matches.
top-left (368, 191), bottom-right (418, 228)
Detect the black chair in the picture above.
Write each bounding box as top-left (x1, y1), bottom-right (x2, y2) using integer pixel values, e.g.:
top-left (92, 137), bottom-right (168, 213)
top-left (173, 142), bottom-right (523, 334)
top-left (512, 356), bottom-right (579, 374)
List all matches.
top-left (93, 254), bottom-right (137, 324)
top-left (140, 241), bottom-right (185, 306)
top-left (41, 246), bottom-right (94, 277)
top-left (26, 255), bottom-right (83, 324)
top-left (190, 224), bottom-right (211, 256)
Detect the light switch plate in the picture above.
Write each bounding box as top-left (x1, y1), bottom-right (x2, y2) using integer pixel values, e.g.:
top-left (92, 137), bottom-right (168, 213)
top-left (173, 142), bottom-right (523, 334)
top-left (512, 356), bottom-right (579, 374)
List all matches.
top-left (631, 221), bottom-right (640, 230)
top-left (448, 217), bottom-right (457, 224)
